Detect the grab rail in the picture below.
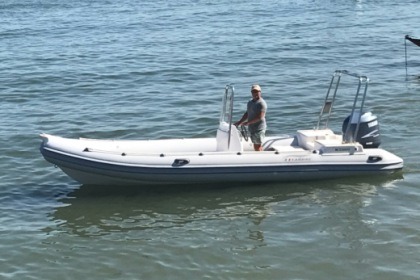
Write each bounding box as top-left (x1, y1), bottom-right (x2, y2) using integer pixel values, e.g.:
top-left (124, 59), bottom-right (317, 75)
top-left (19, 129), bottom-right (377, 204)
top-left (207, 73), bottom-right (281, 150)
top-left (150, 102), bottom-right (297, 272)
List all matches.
top-left (220, 84), bottom-right (235, 149)
top-left (316, 70), bottom-right (369, 143)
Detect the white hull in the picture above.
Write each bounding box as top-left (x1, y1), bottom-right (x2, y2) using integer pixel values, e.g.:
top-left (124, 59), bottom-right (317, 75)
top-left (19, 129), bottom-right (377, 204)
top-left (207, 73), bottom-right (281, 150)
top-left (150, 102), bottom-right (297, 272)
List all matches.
top-left (40, 125), bottom-right (403, 186)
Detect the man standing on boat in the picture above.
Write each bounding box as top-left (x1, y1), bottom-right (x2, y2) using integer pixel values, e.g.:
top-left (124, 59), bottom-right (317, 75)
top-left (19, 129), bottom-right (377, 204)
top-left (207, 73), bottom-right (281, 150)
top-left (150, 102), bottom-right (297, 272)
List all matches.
top-left (234, 84), bottom-right (267, 151)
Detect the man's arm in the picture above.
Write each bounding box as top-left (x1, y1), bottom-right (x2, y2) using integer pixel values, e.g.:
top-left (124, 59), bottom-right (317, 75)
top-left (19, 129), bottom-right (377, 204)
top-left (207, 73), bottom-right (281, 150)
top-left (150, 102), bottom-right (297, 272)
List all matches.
top-left (243, 111), bottom-right (265, 126)
top-left (234, 112), bottom-right (248, 126)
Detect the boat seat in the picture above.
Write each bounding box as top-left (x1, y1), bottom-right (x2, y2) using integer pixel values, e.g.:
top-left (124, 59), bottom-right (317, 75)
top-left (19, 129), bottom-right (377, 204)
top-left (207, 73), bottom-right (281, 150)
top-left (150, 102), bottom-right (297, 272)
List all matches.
top-left (296, 129), bottom-right (342, 151)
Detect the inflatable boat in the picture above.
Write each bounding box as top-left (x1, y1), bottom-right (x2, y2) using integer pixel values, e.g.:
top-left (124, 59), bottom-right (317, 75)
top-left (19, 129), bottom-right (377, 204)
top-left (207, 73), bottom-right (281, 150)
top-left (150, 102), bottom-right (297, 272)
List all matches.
top-left (40, 70), bottom-right (403, 185)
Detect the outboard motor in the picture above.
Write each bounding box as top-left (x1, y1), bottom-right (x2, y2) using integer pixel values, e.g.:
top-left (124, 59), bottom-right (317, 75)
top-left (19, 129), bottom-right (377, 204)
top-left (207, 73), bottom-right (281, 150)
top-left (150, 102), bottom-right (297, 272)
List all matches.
top-left (342, 111), bottom-right (381, 148)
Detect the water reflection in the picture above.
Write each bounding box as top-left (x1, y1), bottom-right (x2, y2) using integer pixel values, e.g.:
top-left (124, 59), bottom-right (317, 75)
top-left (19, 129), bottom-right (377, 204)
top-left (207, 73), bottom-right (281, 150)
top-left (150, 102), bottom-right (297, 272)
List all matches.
top-left (52, 182), bottom-right (306, 240)
top-left (50, 174), bottom-right (403, 248)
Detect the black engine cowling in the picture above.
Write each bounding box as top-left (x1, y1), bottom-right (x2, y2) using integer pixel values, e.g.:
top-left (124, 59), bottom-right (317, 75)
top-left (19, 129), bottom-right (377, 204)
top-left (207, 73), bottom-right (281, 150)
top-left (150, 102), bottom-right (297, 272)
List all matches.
top-left (342, 111), bottom-right (381, 148)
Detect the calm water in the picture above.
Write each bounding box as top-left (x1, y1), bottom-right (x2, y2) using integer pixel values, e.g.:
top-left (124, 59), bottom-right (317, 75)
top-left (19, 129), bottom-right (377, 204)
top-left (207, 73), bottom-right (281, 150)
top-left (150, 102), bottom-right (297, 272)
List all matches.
top-left (1, 0), bottom-right (420, 279)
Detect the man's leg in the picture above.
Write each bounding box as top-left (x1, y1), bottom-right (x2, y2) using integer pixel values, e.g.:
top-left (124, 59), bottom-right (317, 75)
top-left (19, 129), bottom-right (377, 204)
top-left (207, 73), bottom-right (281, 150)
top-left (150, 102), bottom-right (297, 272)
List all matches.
top-left (253, 144), bottom-right (263, 151)
top-left (251, 130), bottom-right (265, 151)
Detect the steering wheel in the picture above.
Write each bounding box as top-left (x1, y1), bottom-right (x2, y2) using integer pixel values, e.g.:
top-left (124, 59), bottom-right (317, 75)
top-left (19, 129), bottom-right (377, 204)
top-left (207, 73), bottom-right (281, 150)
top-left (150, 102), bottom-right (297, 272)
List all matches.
top-left (239, 125), bottom-right (249, 142)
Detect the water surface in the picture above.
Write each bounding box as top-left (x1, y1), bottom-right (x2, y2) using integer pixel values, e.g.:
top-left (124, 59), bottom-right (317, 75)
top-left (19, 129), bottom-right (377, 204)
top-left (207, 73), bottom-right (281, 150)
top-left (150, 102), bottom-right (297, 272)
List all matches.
top-left (1, 0), bottom-right (420, 279)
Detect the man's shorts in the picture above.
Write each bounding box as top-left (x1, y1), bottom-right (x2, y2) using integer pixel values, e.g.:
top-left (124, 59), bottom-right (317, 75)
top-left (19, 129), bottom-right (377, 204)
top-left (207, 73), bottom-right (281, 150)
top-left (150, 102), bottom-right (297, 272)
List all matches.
top-left (250, 130), bottom-right (265, 145)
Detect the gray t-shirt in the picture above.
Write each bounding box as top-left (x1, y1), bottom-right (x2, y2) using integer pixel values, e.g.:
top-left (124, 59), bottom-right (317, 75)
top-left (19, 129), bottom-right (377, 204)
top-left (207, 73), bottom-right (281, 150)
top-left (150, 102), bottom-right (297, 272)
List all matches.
top-left (247, 98), bottom-right (267, 132)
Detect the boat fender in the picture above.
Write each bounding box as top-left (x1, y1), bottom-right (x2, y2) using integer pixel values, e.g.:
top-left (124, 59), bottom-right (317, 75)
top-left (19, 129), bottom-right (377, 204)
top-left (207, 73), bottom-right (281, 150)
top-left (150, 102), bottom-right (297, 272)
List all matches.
top-left (172, 159), bottom-right (190, 167)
